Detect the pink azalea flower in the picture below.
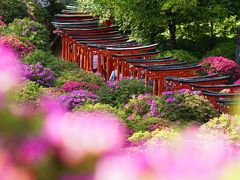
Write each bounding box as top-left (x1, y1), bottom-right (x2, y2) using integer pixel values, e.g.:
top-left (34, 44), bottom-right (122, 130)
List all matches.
top-left (0, 44), bottom-right (21, 94)
top-left (43, 109), bottom-right (126, 162)
top-left (165, 97), bottom-right (176, 102)
top-left (0, 148), bottom-right (34, 180)
top-left (95, 128), bottom-right (234, 180)
top-left (15, 136), bottom-right (49, 165)
top-left (200, 56), bottom-right (240, 81)
top-left (234, 79), bottom-right (240, 85)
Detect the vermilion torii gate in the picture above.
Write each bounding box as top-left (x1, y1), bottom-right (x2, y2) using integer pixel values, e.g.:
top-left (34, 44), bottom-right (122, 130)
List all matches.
top-left (52, 7), bottom-right (239, 112)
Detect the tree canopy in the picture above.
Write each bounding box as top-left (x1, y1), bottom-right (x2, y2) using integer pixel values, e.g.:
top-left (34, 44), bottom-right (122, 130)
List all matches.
top-left (76, 0), bottom-right (240, 57)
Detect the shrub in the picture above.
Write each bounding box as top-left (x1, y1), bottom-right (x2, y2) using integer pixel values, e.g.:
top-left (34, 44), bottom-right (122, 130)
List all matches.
top-left (127, 116), bottom-right (164, 133)
top-left (58, 90), bottom-right (98, 110)
top-left (0, 0), bottom-right (29, 23)
top-left (56, 69), bottom-right (106, 88)
top-left (128, 128), bottom-right (180, 145)
top-left (158, 89), bottom-right (218, 123)
top-left (203, 41), bottom-right (236, 60)
top-left (0, 16), bottom-right (6, 26)
top-left (26, 1), bottom-right (50, 24)
top-left (125, 89), bottom-right (218, 125)
top-left (46, 1), bottom-right (66, 18)
top-left (125, 93), bottom-right (162, 119)
top-left (0, 35), bottom-right (35, 57)
top-left (76, 103), bottom-right (128, 121)
top-left (158, 50), bottom-right (199, 64)
top-left (23, 49), bottom-right (79, 77)
top-left (3, 18), bottom-right (49, 49)
top-left (13, 80), bottom-right (43, 103)
top-left (201, 114), bottom-right (240, 143)
top-left (61, 80), bottom-right (101, 93)
top-left (22, 63), bottom-right (56, 87)
top-left (200, 56), bottom-right (240, 82)
top-left (98, 79), bottom-right (152, 107)
top-left (78, 103), bottom-right (164, 133)
top-left (235, 79), bottom-right (240, 85)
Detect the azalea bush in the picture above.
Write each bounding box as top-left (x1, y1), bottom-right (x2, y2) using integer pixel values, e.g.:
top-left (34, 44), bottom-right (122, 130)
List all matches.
top-left (128, 128), bottom-right (180, 145)
top-left (2, 43), bottom-right (240, 180)
top-left (98, 79), bottom-right (152, 107)
top-left (22, 63), bottom-right (56, 87)
top-left (76, 103), bottom-right (128, 121)
top-left (58, 90), bottom-right (98, 110)
top-left (159, 89), bottom-right (218, 123)
top-left (0, 16), bottom-right (6, 26)
top-left (235, 79), bottom-right (240, 85)
top-left (12, 80), bottom-right (44, 103)
top-left (0, 35), bottom-right (35, 57)
top-left (25, 0), bottom-right (50, 24)
top-left (124, 93), bottom-right (164, 132)
top-left (200, 56), bottom-right (240, 82)
top-left (125, 93), bottom-right (162, 119)
top-left (23, 49), bottom-right (79, 77)
top-left (201, 114), bottom-right (240, 143)
top-left (56, 69), bottom-right (106, 88)
top-left (2, 18), bottom-right (49, 49)
top-left (125, 89), bottom-right (218, 125)
top-left (0, 0), bottom-right (29, 24)
top-left (61, 80), bottom-right (101, 93)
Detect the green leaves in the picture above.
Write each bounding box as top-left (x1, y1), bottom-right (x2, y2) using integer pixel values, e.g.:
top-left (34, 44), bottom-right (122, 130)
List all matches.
top-left (2, 18), bottom-right (50, 50)
top-left (76, 0), bottom-right (239, 51)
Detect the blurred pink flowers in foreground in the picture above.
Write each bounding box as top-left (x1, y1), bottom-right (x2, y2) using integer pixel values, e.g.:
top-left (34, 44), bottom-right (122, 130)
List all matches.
top-left (0, 44), bottom-right (21, 94)
top-left (0, 148), bottom-right (34, 180)
top-left (95, 128), bottom-right (238, 180)
top-left (43, 106), bottom-right (126, 163)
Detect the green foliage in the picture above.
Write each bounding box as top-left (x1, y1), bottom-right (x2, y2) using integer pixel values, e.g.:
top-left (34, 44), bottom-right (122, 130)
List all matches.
top-left (203, 41), bottom-right (236, 60)
top-left (75, 103), bottom-right (128, 120)
top-left (128, 131), bottom-right (151, 143)
top-left (201, 114), bottom-right (240, 142)
top-left (0, 106), bottom-right (42, 139)
top-left (3, 18), bottom-right (49, 50)
top-left (76, 0), bottom-right (239, 55)
top-left (98, 79), bottom-right (152, 107)
top-left (0, 0), bottom-right (52, 24)
top-left (159, 50), bottom-right (199, 63)
top-left (56, 69), bottom-right (106, 88)
top-left (23, 49), bottom-right (79, 77)
top-left (127, 116), bottom-right (163, 133)
top-left (159, 92), bottom-right (218, 123)
top-left (125, 91), bottom-right (218, 125)
top-left (46, 1), bottom-right (66, 18)
top-left (12, 80), bottom-right (44, 103)
top-left (214, 16), bottom-right (240, 39)
top-left (128, 128), bottom-right (180, 144)
top-left (26, 1), bottom-right (50, 24)
top-left (0, 0), bottom-right (29, 23)
top-left (77, 103), bottom-right (163, 132)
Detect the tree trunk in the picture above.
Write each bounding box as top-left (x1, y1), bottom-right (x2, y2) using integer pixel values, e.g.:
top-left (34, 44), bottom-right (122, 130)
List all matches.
top-left (168, 22), bottom-right (177, 49)
top-left (210, 21), bottom-right (214, 38)
top-left (209, 21), bottom-right (215, 48)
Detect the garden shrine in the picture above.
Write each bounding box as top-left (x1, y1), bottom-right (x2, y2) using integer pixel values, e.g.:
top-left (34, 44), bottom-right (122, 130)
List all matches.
top-left (53, 5), bottom-right (240, 113)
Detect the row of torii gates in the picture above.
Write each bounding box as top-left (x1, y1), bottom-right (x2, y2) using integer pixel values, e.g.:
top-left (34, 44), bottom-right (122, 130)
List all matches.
top-left (52, 6), bottom-right (240, 113)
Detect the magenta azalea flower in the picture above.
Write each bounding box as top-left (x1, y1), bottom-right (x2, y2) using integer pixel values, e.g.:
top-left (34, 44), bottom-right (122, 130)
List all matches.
top-left (165, 97), bottom-right (176, 103)
top-left (200, 56), bottom-right (240, 81)
top-left (162, 91), bottom-right (174, 95)
top-left (234, 79), bottom-right (240, 85)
